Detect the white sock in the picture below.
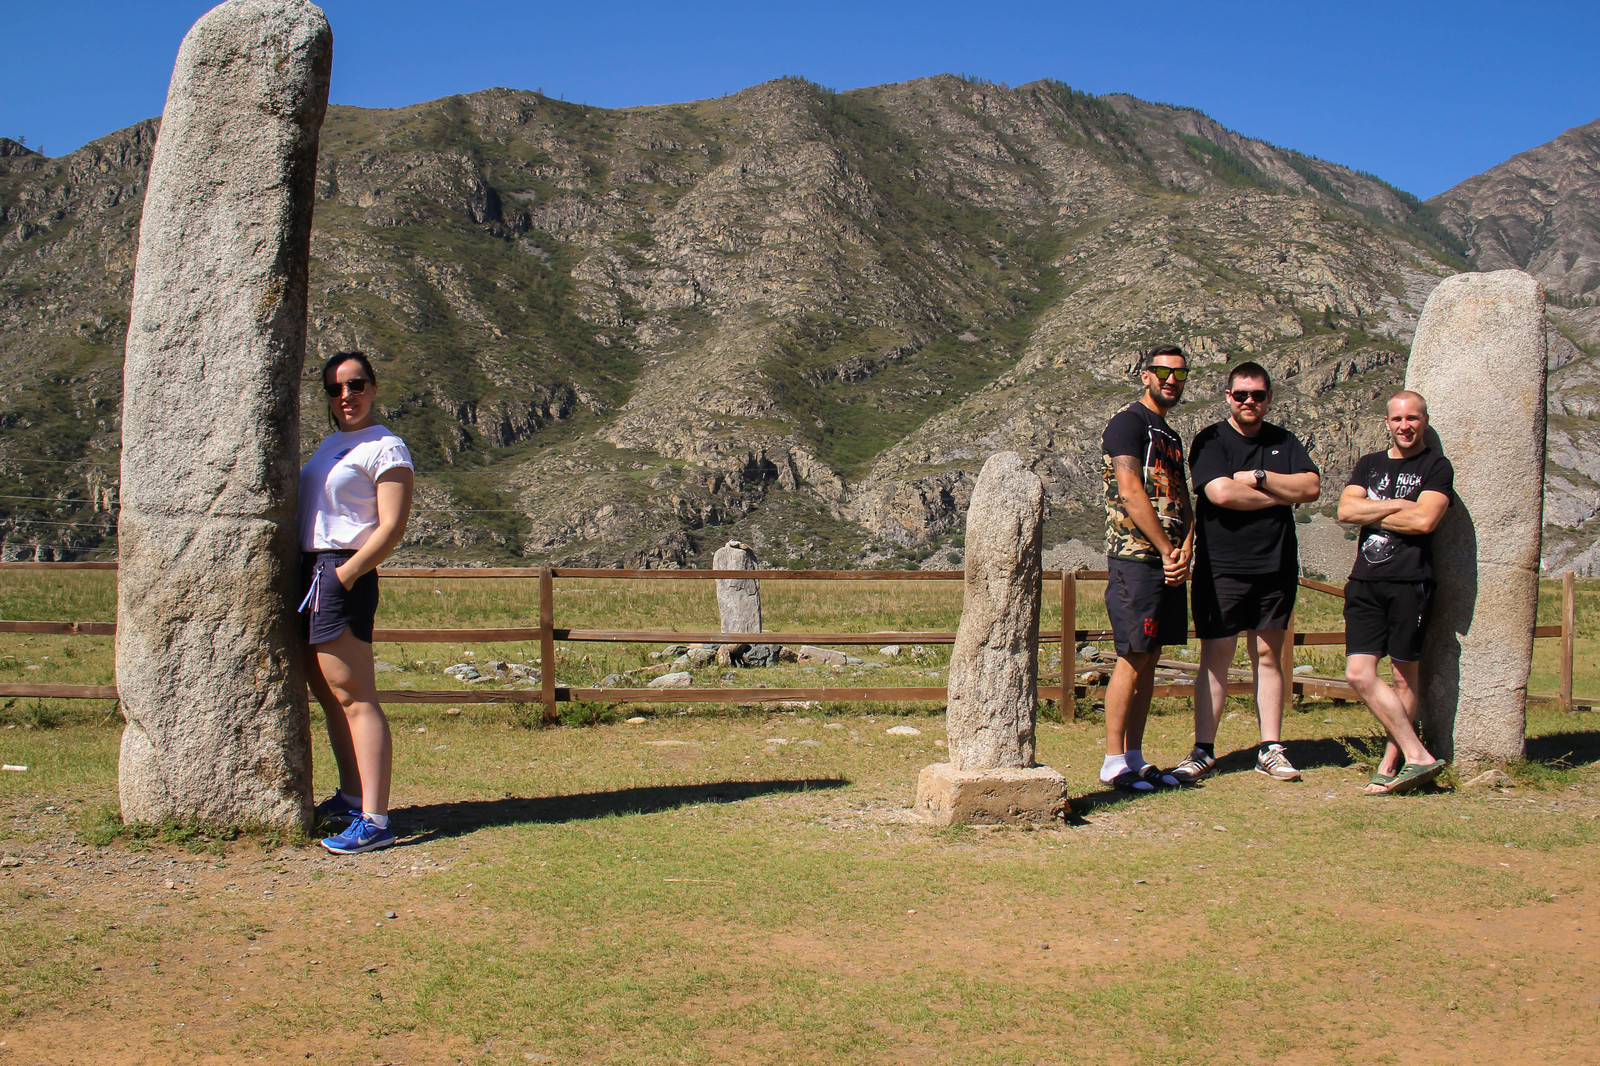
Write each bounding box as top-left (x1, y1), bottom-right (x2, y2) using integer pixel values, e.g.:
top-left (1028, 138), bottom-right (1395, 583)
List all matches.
top-left (364, 812), bottom-right (389, 829)
top-left (1100, 753), bottom-right (1129, 782)
top-left (1126, 749), bottom-right (1145, 770)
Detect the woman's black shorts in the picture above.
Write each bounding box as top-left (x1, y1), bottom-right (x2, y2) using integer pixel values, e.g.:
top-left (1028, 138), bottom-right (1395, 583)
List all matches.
top-left (299, 550), bottom-right (379, 645)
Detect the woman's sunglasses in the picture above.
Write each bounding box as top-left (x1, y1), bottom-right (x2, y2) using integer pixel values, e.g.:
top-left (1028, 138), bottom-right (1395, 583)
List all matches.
top-left (1145, 366), bottom-right (1188, 382)
top-left (324, 378), bottom-right (370, 398)
top-left (1228, 389), bottom-right (1268, 403)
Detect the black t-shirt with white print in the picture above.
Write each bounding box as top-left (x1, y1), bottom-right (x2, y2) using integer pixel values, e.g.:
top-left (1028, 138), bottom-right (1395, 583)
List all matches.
top-left (1346, 448), bottom-right (1455, 583)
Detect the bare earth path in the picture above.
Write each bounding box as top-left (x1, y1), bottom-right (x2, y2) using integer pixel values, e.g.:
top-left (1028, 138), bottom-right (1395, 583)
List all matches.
top-left (1, 706), bottom-right (1596, 1065)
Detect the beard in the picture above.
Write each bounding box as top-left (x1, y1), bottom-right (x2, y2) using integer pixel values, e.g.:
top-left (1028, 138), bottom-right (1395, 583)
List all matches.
top-left (1146, 384), bottom-right (1180, 410)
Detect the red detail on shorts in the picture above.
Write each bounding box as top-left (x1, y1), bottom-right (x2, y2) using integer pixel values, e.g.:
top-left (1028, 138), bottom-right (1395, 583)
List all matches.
top-left (1143, 617), bottom-right (1158, 637)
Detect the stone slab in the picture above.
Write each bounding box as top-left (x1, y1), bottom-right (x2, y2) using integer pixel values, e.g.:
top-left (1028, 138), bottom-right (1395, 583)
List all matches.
top-left (116, 0), bottom-right (331, 830)
top-left (914, 763), bottom-right (1069, 826)
top-left (1406, 268), bottom-right (1546, 767)
top-left (945, 451), bottom-right (1045, 770)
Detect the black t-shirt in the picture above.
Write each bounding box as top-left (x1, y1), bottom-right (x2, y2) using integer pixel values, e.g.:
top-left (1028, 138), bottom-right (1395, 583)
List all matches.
top-left (1102, 403), bottom-right (1187, 562)
top-left (1189, 420), bottom-right (1318, 575)
top-left (1346, 448), bottom-right (1456, 582)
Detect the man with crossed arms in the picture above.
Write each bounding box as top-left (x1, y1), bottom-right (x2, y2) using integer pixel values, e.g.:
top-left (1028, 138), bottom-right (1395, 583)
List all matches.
top-left (1172, 361), bottom-right (1321, 784)
top-left (1336, 390), bottom-right (1452, 795)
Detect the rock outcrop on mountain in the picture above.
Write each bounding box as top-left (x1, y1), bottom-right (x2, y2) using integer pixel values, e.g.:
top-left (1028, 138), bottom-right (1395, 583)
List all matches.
top-left (2, 76), bottom-right (1596, 570)
top-left (1429, 116), bottom-right (1600, 571)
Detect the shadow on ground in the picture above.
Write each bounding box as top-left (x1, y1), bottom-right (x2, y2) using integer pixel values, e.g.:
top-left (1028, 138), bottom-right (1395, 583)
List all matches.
top-left (1527, 729), bottom-right (1600, 765)
top-left (395, 777), bottom-right (849, 844)
top-left (1069, 735), bottom-right (1403, 817)
top-left (1068, 726), bottom-right (1600, 818)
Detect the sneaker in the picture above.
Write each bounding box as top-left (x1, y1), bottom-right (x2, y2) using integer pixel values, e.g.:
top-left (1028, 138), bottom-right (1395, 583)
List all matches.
top-left (314, 792), bottom-right (361, 825)
top-left (1170, 746), bottom-right (1217, 784)
top-left (321, 814), bottom-right (395, 854)
top-left (1256, 743), bottom-right (1302, 781)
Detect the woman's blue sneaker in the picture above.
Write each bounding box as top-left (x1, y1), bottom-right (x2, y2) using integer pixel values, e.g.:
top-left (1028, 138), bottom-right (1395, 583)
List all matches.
top-left (321, 814), bottom-right (395, 854)
top-left (314, 793), bottom-right (361, 824)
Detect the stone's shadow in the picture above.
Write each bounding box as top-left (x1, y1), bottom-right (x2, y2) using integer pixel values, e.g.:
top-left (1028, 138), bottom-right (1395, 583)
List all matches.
top-left (1420, 424), bottom-right (1479, 757)
top-left (1069, 734), bottom-right (1427, 818)
top-left (394, 777), bottom-right (848, 844)
top-left (1525, 730), bottom-right (1600, 765)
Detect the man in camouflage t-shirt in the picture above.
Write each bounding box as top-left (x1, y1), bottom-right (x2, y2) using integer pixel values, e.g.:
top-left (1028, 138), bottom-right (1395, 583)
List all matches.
top-left (1097, 344), bottom-right (1194, 793)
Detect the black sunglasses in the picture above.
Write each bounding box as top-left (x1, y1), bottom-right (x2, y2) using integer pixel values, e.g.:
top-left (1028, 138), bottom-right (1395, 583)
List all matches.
top-left (1146, 366), bottom-right (1188, 382)
top-left (1229, 389), bottom-right (1268, 403)
top-left (324, 378), bottom-right (371, 398)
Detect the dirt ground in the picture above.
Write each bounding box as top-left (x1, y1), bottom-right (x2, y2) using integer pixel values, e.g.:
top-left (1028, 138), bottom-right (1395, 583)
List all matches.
top-left (2, 719), bottom-right (1598, 1065)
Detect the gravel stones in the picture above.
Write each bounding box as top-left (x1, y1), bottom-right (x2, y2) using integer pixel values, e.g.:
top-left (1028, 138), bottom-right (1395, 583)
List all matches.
top-left (115, 0), bottom-right (332, 830)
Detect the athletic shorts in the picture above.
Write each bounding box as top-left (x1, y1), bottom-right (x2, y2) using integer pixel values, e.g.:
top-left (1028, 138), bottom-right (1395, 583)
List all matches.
top-left (1105, 557), bottom-right (1188, 656)
top-left (1192, 568), bottom-right (1297, 640)
top-left (299, 550), bottom-right (379, 645)
top-left (1343, 579), bottom-right (1432, 663)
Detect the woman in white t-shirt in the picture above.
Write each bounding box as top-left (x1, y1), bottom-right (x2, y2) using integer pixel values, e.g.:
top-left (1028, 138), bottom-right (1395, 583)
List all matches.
top-left (297, 351), bottom-right (413, 854)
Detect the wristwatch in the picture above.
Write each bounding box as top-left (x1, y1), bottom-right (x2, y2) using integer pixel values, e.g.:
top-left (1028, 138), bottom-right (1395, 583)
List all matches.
top-left (1253, 468), bottom-right (1267, 488)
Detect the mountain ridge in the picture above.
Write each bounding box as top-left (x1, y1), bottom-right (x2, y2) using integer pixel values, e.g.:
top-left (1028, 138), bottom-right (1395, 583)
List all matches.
top-left (2, 76), bottom-right (1597, 570)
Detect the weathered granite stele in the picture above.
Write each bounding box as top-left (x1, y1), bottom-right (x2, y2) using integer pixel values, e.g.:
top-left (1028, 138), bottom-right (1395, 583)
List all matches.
top-left (1405, 269), bottom-right (1547, 768)
top-left (714, 540), bottom-right (779, 667)
top-left (116, 0), bottom-right (332, 829)
top-left (916, 452), bottom-right (1068, 824)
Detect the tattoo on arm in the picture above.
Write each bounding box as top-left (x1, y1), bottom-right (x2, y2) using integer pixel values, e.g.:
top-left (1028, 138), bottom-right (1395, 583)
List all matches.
top-left (1111, 455), bottom-right (1141, 476)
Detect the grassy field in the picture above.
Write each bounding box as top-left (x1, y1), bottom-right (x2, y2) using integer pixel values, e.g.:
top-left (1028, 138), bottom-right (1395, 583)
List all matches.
top-left (0, 570), bottom-right (1597, 1063)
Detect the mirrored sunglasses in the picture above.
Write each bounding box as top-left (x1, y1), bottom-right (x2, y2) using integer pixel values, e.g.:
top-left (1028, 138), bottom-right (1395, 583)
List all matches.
top-left (1146, 366), bottom-right (1188, 382)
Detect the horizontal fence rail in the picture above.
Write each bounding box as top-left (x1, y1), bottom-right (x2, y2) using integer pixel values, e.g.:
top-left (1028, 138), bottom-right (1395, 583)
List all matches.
top-left (0, 563), bottom-right (1583, 717)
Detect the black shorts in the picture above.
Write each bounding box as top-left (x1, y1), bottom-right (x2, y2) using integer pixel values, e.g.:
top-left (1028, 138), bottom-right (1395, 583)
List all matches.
top-left (1106, 557), bottom-right (1188, 656)
top-left (299, 550), bottom-right (379, 645)
top-left (1192, 568), bottom-right (1297, 640)
top-left (1343, 579), bottom-right (1432, 662)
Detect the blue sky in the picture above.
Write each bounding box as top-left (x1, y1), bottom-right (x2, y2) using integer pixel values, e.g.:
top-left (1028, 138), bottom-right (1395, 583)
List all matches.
top-left (4, 0), bottom-right (1597, 199)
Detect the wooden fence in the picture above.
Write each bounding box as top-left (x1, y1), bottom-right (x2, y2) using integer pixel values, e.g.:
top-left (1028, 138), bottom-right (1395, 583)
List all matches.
top-left (0, 562), bottom-right (1580, 720)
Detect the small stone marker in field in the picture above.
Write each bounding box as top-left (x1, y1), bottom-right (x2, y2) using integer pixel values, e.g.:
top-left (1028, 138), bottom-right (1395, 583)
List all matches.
top-left (714, 540), bottom-right (780, 666)
top-left (915, 452), bottom-right (1069, 825)
top-left (1406, 269), bottom-right (1545, 769)
top-left (115, 0), bottom-right (332, 830)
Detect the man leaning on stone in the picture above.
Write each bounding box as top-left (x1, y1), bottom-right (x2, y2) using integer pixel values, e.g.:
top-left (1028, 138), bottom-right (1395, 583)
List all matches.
top-left (1097, 344), bottom-right (1193, 793)
top-left (1172, 361), bottom-right (1320, 785)
top-left (1337, 390), bottom-right (1453, 796)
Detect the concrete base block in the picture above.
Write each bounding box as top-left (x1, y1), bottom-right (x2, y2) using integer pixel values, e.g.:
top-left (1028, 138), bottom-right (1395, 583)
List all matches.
top-left (915, 763), bottom-right (1070, 826)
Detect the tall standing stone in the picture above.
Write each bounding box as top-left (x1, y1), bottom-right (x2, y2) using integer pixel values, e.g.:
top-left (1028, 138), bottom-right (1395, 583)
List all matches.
top-left (116, 0), bottom-right (332, 829)
top-left (916, 452), bottom-right (1067, 824)
top-left (714, 540), bottom-right (779, 666)
top-left (1405, 269), bottom-right (1546, 767)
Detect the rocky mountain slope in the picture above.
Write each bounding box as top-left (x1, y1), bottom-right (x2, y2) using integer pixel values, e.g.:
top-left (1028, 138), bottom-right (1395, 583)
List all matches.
top-left (1, 76), bottom-right (1595, 571)
top-left (1426, 116), bottom-right (1600, 571)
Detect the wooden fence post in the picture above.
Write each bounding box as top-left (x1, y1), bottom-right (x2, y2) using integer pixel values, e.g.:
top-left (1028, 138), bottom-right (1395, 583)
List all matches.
top-left (1560, 570), bottom-right (1576, 713)
top-left (1060, 570), bottom-right (1076, 721)
top-left (540, 566), bottom-right (557, 723)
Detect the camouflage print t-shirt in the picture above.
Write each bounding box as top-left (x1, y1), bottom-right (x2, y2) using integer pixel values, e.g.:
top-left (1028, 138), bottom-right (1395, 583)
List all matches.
top-left (1102, 402), bottom-right (1188, 562)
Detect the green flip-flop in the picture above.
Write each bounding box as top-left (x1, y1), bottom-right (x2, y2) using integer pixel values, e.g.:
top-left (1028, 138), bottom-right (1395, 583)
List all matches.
top-left (1363, 771), bottom-right (1396, 796)
top-left (1383, 759), bottom-right (1448, 796)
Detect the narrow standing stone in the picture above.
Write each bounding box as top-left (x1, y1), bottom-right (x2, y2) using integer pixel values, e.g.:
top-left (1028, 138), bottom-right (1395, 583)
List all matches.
top-left (714, 540), bottom-right (778, 667)
top-left (116, 0), bottom-right (332, 829)
top-left (917, 452), bottom-right (1067, 824)
top-left (1405, 269), bottom-right (1546, 767)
